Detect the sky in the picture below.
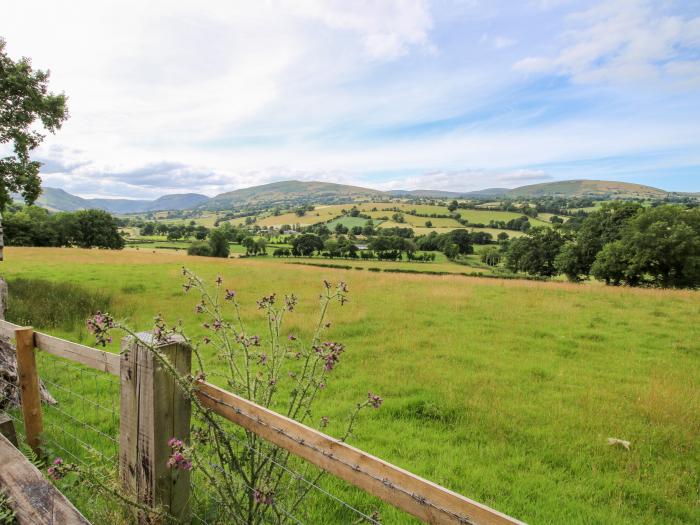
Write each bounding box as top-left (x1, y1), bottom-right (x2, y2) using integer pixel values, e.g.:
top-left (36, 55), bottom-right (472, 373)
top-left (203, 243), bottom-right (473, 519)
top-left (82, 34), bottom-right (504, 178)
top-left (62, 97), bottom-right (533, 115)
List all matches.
top-left (2, 0), bottom-right (700, 199)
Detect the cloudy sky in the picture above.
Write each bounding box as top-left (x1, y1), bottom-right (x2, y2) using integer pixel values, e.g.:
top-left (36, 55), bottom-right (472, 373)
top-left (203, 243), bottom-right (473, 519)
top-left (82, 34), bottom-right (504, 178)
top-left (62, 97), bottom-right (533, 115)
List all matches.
top-left (3, 0), bottom-right (700, 198)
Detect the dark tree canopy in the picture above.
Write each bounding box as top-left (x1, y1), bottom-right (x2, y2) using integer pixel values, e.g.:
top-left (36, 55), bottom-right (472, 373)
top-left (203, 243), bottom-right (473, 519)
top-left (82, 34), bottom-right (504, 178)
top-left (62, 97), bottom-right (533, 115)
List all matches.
top-left (0, 38), bottom-right (69, 210)
top-left (73, 209), bottom-right (125, 249)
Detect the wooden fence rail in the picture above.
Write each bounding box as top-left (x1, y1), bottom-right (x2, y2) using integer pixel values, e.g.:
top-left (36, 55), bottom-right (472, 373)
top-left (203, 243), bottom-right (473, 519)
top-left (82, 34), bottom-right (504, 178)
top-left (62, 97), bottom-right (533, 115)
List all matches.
top-left (0, 320), bottom-right (525, 525)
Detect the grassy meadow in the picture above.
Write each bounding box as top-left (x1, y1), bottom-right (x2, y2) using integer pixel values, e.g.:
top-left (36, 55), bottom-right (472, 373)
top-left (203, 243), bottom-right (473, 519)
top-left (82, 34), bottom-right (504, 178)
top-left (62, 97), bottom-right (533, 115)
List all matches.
top-left (1, 247), bottom-right (699, 524)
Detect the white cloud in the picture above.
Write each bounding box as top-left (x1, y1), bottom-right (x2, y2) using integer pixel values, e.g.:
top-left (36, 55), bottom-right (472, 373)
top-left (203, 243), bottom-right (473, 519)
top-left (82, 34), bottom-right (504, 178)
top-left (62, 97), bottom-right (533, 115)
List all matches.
top-left (514, 0), bottom-right (700, 85)
top-left (2, 0), bottom-right (699, 197)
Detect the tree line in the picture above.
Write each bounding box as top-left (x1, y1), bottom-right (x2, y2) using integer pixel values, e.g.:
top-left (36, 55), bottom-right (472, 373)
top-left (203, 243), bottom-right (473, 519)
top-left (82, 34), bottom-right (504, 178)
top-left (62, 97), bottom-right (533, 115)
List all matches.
top-left (4, 206), bottom-right (124, 249)
top-left (505, 203), bottom-right (700, 288)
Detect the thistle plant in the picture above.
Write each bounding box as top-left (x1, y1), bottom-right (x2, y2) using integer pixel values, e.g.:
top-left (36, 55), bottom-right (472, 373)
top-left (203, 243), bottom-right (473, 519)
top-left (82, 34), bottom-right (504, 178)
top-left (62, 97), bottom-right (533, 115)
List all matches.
top-left (87, 268), bottom-right (382, 524)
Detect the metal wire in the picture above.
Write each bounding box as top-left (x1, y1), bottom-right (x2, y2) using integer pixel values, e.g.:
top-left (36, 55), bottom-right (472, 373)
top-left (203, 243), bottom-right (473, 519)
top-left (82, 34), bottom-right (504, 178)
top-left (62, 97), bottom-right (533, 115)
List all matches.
top-left (2, 350), bottom-right (392, 525)
top-left (199, 389), bottom-right (472, 525)
top-left (216, 425), bottom-right (381, 525)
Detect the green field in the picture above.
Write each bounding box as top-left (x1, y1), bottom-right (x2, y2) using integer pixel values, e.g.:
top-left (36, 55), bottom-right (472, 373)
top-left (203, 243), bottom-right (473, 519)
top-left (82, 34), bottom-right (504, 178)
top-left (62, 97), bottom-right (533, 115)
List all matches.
top-left (325, 215), bottom-right (372, 229)
top-left (2, 247), bottom-right (699, 524)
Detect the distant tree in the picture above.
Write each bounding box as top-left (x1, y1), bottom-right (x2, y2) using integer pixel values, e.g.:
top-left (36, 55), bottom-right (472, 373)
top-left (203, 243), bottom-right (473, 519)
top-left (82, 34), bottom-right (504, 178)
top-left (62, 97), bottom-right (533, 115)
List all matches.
top-left (73, 209), bottom-right (124, 249)
top-left (591, 205), bottom-right (700, 288)
top-left (590, 241), bottom-right (631, 286)
top-left (208, 228), bottom-right (230, 258)
top-left (447, 200), bottom-right (458, 212)
top-left (323, 238), bottom-right (340, 258)
top-left (241, 236), bottom-right (257, 255)
top-left (140, 223), bottom-right (155, 236)
top-left (187, 241), bottom-right (212, 257)
top-left (506, 227), bottom-right (565, 277)
top-left (291, 233), bottom-right (323, 256)
top-left (334, 223), bottom-right (349, 234)
top-left (1, 38), bottom-right (69, 260)
top-left (195, 225), bottom-right (209, 240)
top-left (443, 243), bottom-right (459, 260)
top-left (481, 247), bottom-right (502, 266)
top-left (448, 229), bottom-right (474, 255)
top-left (425, 220), bottom-right (432, 228)
top-left (497, 232), bottom-right (509, 242)
top-left (554, 202), bottom-right (642, 281)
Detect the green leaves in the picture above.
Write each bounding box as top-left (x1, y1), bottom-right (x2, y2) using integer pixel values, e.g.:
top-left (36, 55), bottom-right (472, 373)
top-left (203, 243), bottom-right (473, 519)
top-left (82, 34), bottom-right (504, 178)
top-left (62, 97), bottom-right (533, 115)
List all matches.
top-left (0, 37), bottom-right (69, 209)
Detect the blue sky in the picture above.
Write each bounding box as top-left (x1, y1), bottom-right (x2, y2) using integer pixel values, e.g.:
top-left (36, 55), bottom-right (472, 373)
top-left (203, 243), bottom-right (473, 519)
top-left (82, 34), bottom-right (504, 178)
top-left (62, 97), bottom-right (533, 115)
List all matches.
top-left (2, 0), bottom-right (700, 198)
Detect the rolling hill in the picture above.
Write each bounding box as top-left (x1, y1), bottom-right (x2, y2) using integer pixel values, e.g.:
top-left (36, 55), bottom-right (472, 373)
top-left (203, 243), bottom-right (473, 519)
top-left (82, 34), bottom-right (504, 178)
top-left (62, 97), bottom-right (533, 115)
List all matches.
top-left (28, 187), bottom-right (208, 214)
top-left (202, 180), bottom-right (384, 210)
top-left (505, 180), bottom-right (669, 199)
top-left (21, 179), bottom-right (693, 214)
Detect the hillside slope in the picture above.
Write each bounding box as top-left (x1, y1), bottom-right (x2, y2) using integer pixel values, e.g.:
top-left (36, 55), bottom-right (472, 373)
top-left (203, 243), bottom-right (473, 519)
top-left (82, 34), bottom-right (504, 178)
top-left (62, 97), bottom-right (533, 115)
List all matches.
top-left (507, 180), bottom-right (668, 199)
top-left (28, 187), bottom-right (208, 213)
top-left (203, 180), bottom-right (384, 210)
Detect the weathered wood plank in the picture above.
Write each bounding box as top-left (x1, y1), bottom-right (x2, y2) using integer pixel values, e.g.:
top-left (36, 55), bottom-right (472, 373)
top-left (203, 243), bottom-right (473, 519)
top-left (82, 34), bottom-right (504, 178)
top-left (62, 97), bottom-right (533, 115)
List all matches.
top-left (15, 327), bottom-right (42, 455)
top-left (0, 433), bottom-right (91, 524)
top-left (34, 332), bottom-right (120, 375)
top-left (120, 333), bottom-right (191, 524)
top-left (0, 320), bottom-right (119, 376)
top-left (196, 381), bottom-right (525, 525)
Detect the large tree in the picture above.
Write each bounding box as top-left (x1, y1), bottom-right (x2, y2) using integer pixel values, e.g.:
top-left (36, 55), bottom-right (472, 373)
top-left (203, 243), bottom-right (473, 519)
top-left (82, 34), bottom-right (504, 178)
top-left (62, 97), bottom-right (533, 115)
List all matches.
top-left (1, 37), bottom-right (69, 260)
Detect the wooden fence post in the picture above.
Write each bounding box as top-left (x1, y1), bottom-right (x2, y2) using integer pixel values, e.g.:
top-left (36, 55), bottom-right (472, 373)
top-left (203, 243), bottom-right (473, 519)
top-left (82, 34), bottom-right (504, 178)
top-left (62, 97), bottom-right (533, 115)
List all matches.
top-left (119, 331), bottom-right (192, 524)
top-left (15, 327), bottom-right (43, 455)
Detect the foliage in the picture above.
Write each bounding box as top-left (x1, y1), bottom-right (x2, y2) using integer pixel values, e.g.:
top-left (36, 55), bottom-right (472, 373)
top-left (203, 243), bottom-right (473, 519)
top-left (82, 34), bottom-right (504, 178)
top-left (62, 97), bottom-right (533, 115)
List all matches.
top-left (505, 227), bottom-right (565, 277)
top-left (208, 228), bottom-right (230, 258)
top-left (0, 38), bottom-right (68, 210)
top-left (87, 271), bottom-right (381, 524)
top-left (4, 206), bottom-right (124, 249)
top-left (291, 233), bottom-right (323, 256)
top-left (0, 490), bottom-right (16, 525)
top-left (554, 202), bottom-right (642, 281)
top-left (187, 241), bottom-right (212, 257)
top-left (73, 209), bottom-right (125, 249)
top-left (480, 247), bottom-right (502, 266)
top-left (591, 205), bottom-right (700, 288)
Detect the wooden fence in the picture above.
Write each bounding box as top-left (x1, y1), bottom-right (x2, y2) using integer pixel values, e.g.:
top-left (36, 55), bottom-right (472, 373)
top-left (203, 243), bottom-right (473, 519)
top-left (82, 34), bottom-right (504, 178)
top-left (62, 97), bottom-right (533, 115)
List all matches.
top-left (0, 319), bottom-right (525, 525)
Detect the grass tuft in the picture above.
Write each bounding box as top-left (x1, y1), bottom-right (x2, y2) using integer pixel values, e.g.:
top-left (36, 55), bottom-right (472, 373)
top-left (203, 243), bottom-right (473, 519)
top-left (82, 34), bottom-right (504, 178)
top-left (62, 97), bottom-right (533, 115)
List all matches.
top-left (6, 278), bottom-right (113, 331)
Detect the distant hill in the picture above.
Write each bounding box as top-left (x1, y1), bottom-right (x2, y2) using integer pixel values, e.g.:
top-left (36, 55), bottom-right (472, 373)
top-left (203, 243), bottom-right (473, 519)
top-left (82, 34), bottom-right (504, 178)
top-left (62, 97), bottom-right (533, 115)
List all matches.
top-left (203, 180), bottom-right (384, 210)
top-left (28, 187), bottom-right (209, 214)
top-left (21, 179), bottom-right (694, 215)
top-left (388, 189), bottom-right (467, 198)
top-left (506, 180), bottom-right (669, 199)
top-left (33, 187), bottom-right (92, 212)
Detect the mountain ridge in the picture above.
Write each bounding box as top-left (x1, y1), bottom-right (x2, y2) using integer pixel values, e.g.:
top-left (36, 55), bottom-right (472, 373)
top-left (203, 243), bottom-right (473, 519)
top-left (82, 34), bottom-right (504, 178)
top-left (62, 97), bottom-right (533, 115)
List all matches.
top-left (31, 187), bottom-right (209, 213)
top-left (20, 179), bottom-right (694, 213)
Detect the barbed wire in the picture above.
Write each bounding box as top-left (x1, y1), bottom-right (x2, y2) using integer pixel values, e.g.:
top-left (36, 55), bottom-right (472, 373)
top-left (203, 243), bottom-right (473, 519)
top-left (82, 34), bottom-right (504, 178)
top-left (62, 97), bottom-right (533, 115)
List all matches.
top-left (216, 424), bottom-right (382, 525)
top-left (198, 389), bottom-right (476, 525)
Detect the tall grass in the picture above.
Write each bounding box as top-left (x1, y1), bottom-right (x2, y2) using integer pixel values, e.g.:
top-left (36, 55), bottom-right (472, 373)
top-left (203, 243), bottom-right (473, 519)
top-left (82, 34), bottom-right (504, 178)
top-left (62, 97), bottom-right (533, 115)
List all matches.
top-left (6, 278), bottom-right (112, 331)
top-left (1, 247), bottom-right (699, 524)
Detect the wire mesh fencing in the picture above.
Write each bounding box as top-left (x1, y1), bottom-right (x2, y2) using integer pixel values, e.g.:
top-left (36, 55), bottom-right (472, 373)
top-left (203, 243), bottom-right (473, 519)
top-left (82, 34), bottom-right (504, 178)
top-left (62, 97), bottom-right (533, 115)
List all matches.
top-left (187, 415), bottom-right (387, 525)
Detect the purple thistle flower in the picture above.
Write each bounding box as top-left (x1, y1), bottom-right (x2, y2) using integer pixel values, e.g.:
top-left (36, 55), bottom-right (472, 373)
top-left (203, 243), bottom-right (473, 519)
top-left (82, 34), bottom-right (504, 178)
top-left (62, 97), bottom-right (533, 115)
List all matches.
top-left (367, 392), bottom-right (383, 409)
